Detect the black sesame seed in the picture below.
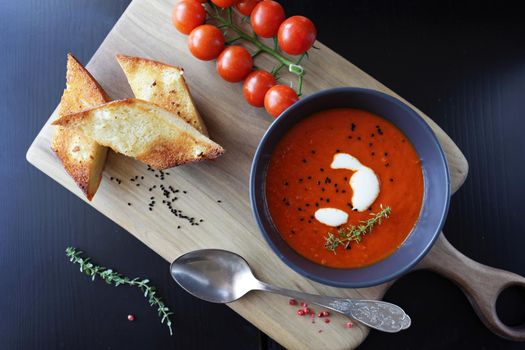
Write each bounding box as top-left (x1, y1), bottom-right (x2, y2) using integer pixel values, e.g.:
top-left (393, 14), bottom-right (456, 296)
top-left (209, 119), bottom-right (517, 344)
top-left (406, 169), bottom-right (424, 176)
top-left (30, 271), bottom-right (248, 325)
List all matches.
top-left (357, 136), bottom-right (361, 141)
top-left (302, 159), bottom-right (307, 163)
top-left (351, 123), bottom-right (356, 131)
top-left (217, 200), bottom-right (222, 203)
top-left (127, 203), bottom-right (131, 206)
top-left (371, 133), bottom-right (375, 137)
top-left (384, 152), bottom-right (388, 156)
top-left (326, 199), bottom-right (330, 203)
top-left (390, 178), bottom-right (394, 182)
top-left (183, 190), bottom-right (187, 194)
top-left (320, 168), bottom-right (324, 172)
top-left (371, 152), bottom-right (375, 156)
top-left (315, 202), bottom-right (319, 207)
top-left (300, 218), bottom-right (304, 222)
top-left (307, 176), bottom-right (312, 180)
top-left (110, 177), bottom-right (114, 180)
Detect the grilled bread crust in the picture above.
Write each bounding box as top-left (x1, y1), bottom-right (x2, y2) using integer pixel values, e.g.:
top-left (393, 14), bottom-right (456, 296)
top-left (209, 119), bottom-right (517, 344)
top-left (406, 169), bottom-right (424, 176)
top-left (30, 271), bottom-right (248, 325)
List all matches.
top-left (51, 54), bottom-right (111, 200)
top-left (52, 99), bottom-right (224, 170)
top-left (116, 54), bottom-right (208, 136)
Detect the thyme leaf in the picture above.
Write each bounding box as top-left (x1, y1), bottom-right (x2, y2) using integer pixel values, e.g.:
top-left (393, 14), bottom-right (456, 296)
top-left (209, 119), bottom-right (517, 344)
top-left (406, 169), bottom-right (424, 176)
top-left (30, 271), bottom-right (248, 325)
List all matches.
top-left (324, 205), bottom-right (392, 254)
top-left (65, 247), bottom-right (174, 335)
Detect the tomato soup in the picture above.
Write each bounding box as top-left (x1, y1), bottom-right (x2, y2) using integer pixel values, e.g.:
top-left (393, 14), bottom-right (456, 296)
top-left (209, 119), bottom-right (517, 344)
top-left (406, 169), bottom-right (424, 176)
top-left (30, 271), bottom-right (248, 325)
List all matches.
top-left (265, 108), bottom-right (424, 268)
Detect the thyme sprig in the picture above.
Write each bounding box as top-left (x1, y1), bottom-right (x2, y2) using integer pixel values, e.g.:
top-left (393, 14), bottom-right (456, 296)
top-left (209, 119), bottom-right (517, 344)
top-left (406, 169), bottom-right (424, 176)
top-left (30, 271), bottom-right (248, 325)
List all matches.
top-left (324, 205), bottom-right (392, 254)
top-left (65, 247), bottom-right (174, 335)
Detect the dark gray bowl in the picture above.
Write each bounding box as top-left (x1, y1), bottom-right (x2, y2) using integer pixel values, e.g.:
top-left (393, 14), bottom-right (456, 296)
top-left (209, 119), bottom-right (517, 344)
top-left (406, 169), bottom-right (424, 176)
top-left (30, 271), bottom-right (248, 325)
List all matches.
top-left (250, 87), bottom-right (450, 288)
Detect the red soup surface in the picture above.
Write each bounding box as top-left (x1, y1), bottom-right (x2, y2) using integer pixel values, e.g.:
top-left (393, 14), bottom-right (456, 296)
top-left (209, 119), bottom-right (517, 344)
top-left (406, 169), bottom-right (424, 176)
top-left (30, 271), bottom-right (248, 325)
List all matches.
top-left (266, 108), bottom-right (424, 268)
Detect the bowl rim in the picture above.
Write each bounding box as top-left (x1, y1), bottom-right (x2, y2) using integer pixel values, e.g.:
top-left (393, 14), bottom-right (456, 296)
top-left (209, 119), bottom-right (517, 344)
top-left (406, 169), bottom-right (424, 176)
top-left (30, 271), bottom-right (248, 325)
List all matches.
top-left (249, 87), bottom-right (450, 288)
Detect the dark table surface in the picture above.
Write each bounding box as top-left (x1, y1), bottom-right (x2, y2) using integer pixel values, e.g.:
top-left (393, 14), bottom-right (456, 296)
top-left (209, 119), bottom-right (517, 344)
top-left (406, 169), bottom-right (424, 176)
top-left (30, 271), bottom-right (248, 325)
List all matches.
top-left (1, 0), bottom-right (525, 349)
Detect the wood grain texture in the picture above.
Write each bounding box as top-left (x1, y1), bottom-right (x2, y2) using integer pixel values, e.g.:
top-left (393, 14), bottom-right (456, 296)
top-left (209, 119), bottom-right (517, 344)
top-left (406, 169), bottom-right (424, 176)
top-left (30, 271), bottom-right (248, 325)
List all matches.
top-left (25, 0), bottom-right (469, 348)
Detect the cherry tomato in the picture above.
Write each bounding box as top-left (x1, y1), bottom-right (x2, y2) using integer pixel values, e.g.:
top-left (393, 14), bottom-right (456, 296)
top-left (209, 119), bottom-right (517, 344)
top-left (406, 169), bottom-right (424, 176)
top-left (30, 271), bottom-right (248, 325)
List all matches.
top-left (216, 46), bottom-right (253, 82)
top-left (264, 85), bottom-right (298, 117)
top-left (243, 70), bottom-right (276, 107)
top-left (250, 1), bottom-right (285, 38)
top-left (235, 0), bottom-right (261, 16)
top-left (171, 0), bottom-right (206, 35)
top-left (211, 0), bottom-right (239, 8)
top-left (188, 25), bottom-right (225, 61)
top-left (278, 16), bottom-right (317, 55)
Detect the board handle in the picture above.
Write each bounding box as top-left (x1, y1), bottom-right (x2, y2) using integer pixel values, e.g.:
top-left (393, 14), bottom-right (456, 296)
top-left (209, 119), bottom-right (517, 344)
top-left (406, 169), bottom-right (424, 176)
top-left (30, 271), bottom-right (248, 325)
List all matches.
top-left (418, 233), bottom-right (525, 341)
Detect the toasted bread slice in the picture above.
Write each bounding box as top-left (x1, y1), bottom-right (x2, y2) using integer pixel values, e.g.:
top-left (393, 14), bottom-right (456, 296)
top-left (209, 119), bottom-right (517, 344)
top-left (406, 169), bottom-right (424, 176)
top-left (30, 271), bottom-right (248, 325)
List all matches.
top-left (116, 54), bottom-right (208, 136)
top-left (52, 99), bottom-right (224, 170)
top-left (51, 54), bottom-right (111, 200)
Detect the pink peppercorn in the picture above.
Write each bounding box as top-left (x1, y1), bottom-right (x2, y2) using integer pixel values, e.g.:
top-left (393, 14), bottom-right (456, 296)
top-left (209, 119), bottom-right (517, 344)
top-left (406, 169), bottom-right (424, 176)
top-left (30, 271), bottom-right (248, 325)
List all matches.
top-left (289, 299), bottom-right (297, 305)
top-left (303, 307), bottom-right (310, 314)
top-left (317, 312), bottom-right (324, 318)
top-left (346, 321), bottom-right (353, 328)
top-left (324, 318), bottom-right (330, 324)
top-left (300, 302), bottom-right (307, 307)
top-left (127, 314), bottom-right (135, 321)
top-left (297, 309), bottom-right (305, 316)
top-left (322, 311), bottom-right (330, 317)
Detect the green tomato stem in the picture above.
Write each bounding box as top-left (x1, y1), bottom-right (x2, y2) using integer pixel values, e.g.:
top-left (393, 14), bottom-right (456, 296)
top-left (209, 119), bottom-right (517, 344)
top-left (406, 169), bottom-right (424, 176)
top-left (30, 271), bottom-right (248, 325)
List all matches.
top-left (206, 4), bottom-right (306, 96)
top-left (208, 8), bottom-right (303, 76)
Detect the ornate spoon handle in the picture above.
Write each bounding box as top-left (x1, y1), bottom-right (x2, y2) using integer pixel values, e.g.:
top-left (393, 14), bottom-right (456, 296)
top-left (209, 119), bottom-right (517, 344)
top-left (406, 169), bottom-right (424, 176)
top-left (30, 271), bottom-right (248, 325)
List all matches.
top-left (255, 282), bottom-right (411, 333)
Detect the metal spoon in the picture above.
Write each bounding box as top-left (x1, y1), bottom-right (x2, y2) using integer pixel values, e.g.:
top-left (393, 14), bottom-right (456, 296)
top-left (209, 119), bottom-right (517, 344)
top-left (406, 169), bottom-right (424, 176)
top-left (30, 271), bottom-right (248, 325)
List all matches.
top-left (170, 249), bottom-right (411, 333)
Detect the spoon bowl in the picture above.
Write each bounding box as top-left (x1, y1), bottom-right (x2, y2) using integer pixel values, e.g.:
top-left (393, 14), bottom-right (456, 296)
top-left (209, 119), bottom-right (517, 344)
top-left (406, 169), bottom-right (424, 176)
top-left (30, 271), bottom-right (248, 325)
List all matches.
top-left (170, 249), bottom-right (258, 303)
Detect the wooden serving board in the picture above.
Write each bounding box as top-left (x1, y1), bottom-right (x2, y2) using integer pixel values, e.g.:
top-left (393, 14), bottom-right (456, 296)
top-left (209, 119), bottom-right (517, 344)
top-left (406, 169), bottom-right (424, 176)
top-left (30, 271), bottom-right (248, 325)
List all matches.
top-left (26, 0), bottom-right (525, 347)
